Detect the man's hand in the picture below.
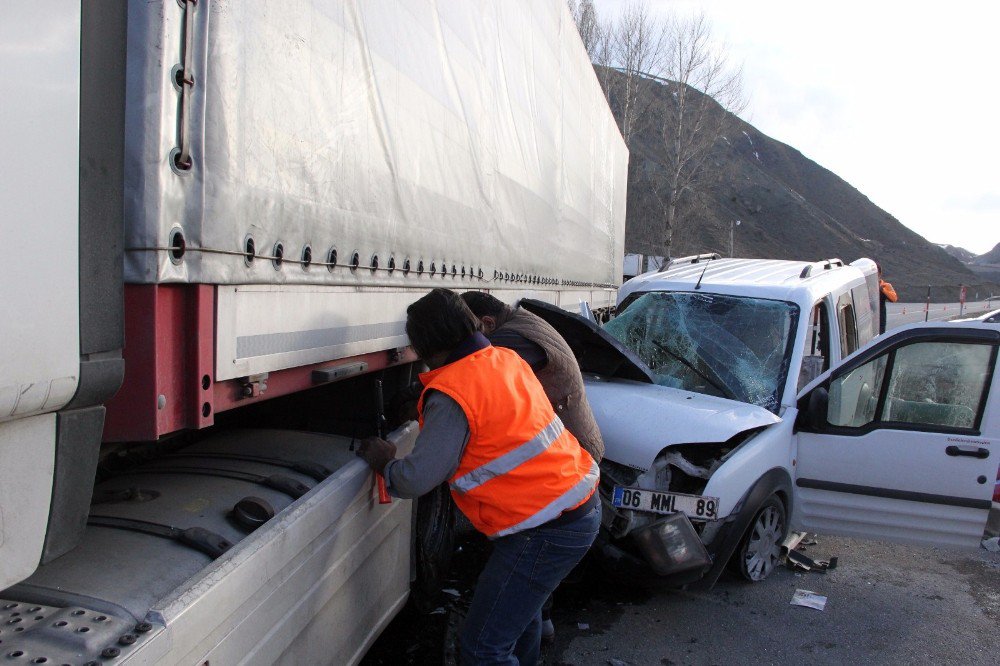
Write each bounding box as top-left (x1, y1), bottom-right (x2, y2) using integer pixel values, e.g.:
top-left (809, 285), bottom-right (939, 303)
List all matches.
top-left (356, 436), bottom-right (397, 472)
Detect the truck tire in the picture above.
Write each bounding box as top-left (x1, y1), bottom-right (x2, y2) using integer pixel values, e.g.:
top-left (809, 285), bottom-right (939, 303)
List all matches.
top-left (733, 494), bottom-right (787, 582)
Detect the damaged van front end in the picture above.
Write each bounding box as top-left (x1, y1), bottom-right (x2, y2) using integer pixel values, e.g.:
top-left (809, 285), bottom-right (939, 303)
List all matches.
top-left (585, 378), bottom-right (786, 585)
top-left (518, 297), bottom-right (796, 586)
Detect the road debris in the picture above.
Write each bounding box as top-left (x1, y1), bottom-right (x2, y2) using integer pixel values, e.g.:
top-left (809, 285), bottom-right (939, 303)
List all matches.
top-left (781, 531), bottom-right (808, 556)
top-left (790, 589), bottom-right (827, 611)
top-left (441, 588), bottom-right (461, 598)
top-left (982, 536), bottom-right (1000, 553)
top-left (786, 550), bottom-right (838, 573)
top-left (578, 622), bottom-right (590, 630)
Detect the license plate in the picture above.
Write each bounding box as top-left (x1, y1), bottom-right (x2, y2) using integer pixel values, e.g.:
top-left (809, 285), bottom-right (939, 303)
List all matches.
top-left (612, 486), bottom-right (719, 521)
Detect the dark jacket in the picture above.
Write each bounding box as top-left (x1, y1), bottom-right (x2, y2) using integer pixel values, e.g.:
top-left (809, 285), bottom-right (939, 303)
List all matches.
top-left (496, 307), bottom-right (605, 462)
top-left (878, 279), bottom-right (898, 334)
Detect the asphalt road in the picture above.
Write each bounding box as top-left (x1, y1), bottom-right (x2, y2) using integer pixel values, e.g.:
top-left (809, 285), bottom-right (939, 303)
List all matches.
top-left (547, 535), bottom-right (999, 665)
top-left (364, 530), bottom-right (1000, 665)
top-left (886, 301), bottom-right (996, 328)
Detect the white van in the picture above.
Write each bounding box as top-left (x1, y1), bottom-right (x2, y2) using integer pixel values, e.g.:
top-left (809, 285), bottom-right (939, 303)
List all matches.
top-left (523, 255), bottom-right (996, 587)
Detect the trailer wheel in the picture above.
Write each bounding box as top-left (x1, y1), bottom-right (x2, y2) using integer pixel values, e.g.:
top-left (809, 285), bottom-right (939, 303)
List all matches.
top-left (733, 494), bottom-right (787, 582)
top-left (412, 482), bottom-right (456, 613)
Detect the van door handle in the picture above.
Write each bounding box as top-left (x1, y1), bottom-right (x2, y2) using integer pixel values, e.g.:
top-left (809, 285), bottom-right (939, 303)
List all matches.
top-left (945, 445), bottom-right (989, 459)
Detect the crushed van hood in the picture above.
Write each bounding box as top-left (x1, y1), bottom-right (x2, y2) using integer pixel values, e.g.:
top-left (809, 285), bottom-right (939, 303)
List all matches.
top-left (583, 377), bottom-right (782, 471)
top-left (519, 299), bottom-right (655, 383)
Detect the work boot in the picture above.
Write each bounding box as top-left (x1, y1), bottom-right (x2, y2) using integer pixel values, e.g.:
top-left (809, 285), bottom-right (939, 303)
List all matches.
top-left (540, 595), bottom-right (555, 643)
top-left (540, 618), bottom-right (555, 643)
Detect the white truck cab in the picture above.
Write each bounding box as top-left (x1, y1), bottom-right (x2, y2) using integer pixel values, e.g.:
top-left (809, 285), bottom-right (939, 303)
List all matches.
top-left (524, 255), bottom-right (995, 587)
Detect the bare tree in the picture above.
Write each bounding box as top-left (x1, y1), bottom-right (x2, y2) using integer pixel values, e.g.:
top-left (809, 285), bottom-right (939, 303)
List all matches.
top-left (568, 3), bottom-right (746, 260)
top-left (606, 2), bottom-right (665, 147)
top-left (567, 1), bottom-right (663, 148)
top-left (590, 10), bottom-right (615, 95)
top-left (568, 0), bottom-right (602, 60)
top-left (652, 12), bottom-right (747, 258)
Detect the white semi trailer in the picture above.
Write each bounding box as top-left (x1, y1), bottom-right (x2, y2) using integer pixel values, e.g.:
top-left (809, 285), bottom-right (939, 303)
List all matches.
top-left (0, 1), bottom-right (627, 663)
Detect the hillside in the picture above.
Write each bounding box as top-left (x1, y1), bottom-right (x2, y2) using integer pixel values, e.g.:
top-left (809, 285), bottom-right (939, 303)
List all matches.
top-left (965, 242), bottom-right (1000, 285)
top-left (939, 244), bottom-right (978, 263)
top-left (971, 242), bottom-right (1000, 266)
top-left (612, 71), bottom-right (998, 301)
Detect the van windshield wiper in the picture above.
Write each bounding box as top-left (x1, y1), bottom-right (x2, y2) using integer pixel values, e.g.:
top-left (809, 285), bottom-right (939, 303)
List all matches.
top-left (651, 339), bottom-right (737, 401)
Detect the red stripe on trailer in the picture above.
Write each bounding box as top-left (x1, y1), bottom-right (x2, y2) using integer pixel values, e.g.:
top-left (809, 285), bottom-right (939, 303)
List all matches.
top-left (104, 284), bottom-right (216, 441)
top-left (104, 284), bottom-right (417, 442)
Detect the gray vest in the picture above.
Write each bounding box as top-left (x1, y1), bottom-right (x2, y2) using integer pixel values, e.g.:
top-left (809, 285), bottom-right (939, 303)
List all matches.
top-left (503, 308), bottom-right (605, 462)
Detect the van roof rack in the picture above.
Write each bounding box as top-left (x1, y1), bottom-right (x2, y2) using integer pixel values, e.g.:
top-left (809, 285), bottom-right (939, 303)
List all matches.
top-left (799, 258), bottom-right (844, 279)
top-left (666, 253), bottom-right (721, 270)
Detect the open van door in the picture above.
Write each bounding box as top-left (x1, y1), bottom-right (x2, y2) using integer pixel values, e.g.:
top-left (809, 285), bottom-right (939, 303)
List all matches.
top-left (792, 325), bottom-right (998, 548)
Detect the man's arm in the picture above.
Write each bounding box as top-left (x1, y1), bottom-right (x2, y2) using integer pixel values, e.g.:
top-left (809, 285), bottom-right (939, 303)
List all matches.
top-left (380, 390), bottom-right (470, 499)
top-left (880, 280), bottom-right (898, 303)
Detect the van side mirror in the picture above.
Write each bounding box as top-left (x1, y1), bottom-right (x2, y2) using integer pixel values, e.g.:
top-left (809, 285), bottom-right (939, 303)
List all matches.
top-left (805, 387), bottom-right (829, 431)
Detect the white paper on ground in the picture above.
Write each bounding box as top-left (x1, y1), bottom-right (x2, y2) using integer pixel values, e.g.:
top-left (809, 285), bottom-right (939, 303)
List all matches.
top-left (790, 589), bottom-right (828, 611)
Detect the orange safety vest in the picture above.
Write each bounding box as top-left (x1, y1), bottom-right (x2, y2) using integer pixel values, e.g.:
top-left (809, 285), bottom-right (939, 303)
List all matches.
top-left (418, 345), bottom-right (598, 538)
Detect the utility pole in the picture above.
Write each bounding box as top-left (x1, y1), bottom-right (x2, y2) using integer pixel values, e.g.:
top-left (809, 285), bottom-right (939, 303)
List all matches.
top-left (730, 220), bottom-right (741, 257)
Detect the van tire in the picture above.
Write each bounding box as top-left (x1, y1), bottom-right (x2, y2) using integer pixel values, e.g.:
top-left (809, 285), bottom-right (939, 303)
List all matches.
top-left (732, 494), bottom-right (786, 582)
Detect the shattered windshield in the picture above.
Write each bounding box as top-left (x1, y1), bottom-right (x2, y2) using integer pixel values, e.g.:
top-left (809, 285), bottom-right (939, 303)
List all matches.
top-left (605, 292), bottom-right (799, 412)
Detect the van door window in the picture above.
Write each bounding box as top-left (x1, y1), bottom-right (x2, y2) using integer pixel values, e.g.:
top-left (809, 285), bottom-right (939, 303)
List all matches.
top-left (825, 340), bottom-right (994, 432)
top-left (827, 354), bottom-right (888, 427)
top-left (881, 341), bottom-right (993, 429)
top-left (851, 285), bottom-right (875, 346)
top-left (836, 292), bottom-right (858, 356)
top-left (798, 303), bottom-right (831, 390)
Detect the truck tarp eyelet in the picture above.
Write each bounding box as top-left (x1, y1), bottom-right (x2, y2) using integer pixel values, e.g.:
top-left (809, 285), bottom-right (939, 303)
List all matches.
top-left (169, 148), bottom-right (192, 175)
top-left (272, 242), bottom-right (284, 269)
top-left (168, 227), bottom-right (186, 264)
top-left (170, 64), bottom-right (184, 92)
top-left (244, 235), bottom-right (256, 265)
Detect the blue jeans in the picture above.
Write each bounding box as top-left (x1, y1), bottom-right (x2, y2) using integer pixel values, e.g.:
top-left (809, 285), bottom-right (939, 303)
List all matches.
top-left (459, 499), bottom-right (601, 665)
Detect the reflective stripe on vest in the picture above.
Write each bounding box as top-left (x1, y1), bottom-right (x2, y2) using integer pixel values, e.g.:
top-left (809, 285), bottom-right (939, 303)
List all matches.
top-left (419, 345), bottom-right (598, 537)
top-left (493, 459), bottom-right (599, 537)
top-left (451, 416), bottom-right (565, 493)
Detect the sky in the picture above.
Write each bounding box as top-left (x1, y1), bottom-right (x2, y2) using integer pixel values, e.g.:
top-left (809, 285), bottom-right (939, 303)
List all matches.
top-left (593, 0), bottom-right (1000, 255)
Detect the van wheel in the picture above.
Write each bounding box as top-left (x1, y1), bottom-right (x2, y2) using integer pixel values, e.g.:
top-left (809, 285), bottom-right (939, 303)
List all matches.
top-left (412, 483), bottom-right (456, 613)
top-left (734, 495), bottom-right (786, 582)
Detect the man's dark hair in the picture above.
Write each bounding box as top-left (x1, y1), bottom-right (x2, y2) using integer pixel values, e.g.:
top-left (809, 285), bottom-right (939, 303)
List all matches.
top-left (406, 288), bottom-right (481, 359)
top-left (460, 291), bottom-right (510, 320)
